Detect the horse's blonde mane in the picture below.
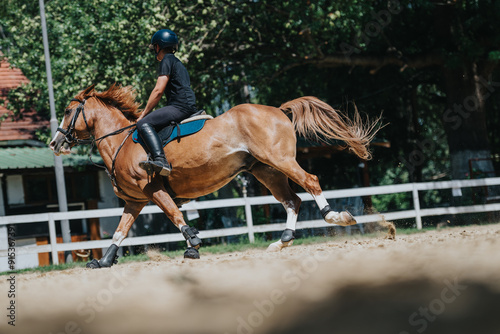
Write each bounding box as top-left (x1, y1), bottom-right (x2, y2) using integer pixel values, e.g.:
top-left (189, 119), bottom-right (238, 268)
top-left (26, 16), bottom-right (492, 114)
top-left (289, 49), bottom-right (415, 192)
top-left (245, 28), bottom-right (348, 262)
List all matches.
top-left (76, 84), bottom-right (141, 121)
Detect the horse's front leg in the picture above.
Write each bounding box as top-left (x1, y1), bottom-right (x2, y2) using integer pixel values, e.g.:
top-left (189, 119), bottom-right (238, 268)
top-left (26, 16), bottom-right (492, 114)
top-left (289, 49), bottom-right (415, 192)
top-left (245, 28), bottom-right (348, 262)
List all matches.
top-left (86, 201), bottom-right (146, 269)
top-left (142, 180), bottom-right (202, 259)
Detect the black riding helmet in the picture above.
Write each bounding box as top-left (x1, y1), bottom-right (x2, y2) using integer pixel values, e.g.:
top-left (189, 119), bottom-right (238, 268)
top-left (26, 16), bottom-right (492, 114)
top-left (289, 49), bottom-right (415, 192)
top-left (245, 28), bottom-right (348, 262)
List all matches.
top-left (149, 29), bottom-right (179, 55)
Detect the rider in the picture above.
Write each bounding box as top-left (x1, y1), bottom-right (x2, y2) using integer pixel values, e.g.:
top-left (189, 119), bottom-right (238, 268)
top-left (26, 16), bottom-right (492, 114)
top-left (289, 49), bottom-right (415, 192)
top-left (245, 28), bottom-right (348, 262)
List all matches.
top-left (137, 29), bottom-right (198, 176)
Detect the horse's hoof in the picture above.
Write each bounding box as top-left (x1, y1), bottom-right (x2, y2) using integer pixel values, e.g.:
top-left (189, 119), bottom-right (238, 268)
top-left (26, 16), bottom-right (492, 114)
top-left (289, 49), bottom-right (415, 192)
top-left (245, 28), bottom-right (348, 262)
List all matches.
top-left (86, 259), bottom-right (102, 269)
top-left (324, 210), bottom-right (340, 225)
top-left (340, 211), bottom-right (357, 226)
top-left (184, 247), bottom-right (200, 259)
top-left (324, 210), bottom-right (357, 226)
top-left (267, 240), bottom-right (283, 252)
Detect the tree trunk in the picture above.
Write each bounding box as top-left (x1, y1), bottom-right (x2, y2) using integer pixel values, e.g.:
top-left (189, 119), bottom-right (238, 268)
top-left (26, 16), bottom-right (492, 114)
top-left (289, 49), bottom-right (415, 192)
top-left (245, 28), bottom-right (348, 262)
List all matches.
top-left (441, 62), bottom-right (495, 180)
top-left (432, 3), bottom-right (496, 180)
top-left (409, 86), bottom-right (424, 182)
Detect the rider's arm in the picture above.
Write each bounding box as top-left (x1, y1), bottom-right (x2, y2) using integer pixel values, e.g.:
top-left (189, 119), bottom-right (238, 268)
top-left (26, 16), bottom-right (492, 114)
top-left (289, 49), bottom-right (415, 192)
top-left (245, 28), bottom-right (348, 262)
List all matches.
top-left (138, 75), bottom-right (169, 121)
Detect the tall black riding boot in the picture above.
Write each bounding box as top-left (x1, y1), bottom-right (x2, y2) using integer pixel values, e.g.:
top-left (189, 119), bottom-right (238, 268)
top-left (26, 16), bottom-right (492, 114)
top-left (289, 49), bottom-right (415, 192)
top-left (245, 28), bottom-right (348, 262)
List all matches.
top-left (138, 123), bottom-right (172, 176)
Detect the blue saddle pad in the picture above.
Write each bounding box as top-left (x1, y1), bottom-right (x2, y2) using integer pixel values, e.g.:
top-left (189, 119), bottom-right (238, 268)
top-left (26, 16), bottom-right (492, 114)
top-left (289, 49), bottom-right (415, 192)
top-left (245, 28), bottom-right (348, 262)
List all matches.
top-left (132, 119), bottom-right (207, 147)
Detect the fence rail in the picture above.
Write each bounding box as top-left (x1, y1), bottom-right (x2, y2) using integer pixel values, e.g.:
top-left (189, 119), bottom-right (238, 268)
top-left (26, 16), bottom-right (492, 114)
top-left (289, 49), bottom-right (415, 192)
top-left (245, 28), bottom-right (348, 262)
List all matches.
top-left (1, 177), bottom-right (500, 265)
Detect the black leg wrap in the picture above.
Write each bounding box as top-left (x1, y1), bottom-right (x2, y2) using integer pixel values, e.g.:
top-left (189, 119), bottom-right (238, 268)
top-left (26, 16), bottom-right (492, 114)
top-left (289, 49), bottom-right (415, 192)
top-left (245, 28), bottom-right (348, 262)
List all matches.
top-left (280, 229), bottom-right (295, 243)
top-left (184, 247), bottom-right (200, 259)
top-left (181, 225), bottom-right (202, 249)
top-left (320, 205), bottom-right (333, 219)
top-left (86, 259), bottom-right (101, 269)
top-left (96, 244), bottom-right (119, 268)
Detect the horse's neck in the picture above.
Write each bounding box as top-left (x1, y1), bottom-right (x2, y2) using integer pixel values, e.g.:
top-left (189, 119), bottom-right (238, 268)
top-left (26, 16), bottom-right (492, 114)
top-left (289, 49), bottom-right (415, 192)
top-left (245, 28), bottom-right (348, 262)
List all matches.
top-left (93, 108), bottom-right (131, 138)
top-left (92, 108), bottom-right (134, 165)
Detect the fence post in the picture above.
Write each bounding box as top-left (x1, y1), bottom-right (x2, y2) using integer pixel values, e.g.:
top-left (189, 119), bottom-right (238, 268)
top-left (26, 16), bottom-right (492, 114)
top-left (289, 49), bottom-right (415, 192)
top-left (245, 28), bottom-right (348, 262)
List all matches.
top-left (412, 184), bottom-right (422, 229)
top-left (242, 185), bottom-right (255, 243)
top-left (48, 213), bottom-right (59, 265)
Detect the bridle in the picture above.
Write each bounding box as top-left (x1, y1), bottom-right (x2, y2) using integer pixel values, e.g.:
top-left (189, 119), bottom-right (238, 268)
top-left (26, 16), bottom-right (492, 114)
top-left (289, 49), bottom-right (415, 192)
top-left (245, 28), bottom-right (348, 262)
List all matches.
top-left (58, 97), bottom-right (136, 145)
top-left (57, 96), bottom-right (137, 192)
top-left (57, 98), bottom-right (93, 145)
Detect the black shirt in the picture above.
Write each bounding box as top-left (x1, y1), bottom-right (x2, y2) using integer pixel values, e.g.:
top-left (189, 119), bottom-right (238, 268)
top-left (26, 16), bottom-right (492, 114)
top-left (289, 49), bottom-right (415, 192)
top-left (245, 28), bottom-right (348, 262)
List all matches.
top-left (158, 53), bottom-right (197, 114)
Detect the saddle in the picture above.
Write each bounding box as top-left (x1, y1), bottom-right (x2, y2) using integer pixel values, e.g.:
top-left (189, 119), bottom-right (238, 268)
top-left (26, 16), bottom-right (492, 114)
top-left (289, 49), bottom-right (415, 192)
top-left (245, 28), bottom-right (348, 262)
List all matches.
top-left (132, 110), bottom-right (213, 148)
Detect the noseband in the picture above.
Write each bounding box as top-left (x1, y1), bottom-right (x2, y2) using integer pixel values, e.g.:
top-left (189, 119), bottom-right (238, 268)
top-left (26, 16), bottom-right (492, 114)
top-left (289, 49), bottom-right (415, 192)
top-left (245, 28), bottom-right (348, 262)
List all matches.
top-left (57, 98), bottom-right (93, 145)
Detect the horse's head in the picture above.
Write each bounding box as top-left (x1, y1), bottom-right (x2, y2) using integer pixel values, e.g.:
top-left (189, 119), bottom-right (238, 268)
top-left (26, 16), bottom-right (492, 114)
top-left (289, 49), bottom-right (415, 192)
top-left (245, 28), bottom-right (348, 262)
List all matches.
top-left (50, 84), bottom-right (140, 155)
top-left (49, 85), bottom-right (95, 156)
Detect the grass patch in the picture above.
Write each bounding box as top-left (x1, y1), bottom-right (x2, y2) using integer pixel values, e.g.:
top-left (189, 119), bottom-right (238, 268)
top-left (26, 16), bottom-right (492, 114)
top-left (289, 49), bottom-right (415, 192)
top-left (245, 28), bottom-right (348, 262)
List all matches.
top-left (1, 261), bottom-right (87, 276)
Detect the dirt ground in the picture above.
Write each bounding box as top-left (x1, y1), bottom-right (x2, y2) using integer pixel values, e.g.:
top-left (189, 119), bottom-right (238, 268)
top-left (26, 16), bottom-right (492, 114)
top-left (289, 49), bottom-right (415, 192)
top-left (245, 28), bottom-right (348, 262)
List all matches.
top-left (2, 223), bottom-right (500, 334)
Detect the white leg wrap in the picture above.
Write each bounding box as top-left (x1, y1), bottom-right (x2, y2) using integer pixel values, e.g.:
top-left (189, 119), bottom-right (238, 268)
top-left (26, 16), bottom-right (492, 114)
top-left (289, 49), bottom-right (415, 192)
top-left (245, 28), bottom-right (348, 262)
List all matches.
top-left (312, 193), bottom-right (330, 211)
top-left (284, 207), bottom-right (298, 231)
top-left (312, 193), bottom-right (356, 226)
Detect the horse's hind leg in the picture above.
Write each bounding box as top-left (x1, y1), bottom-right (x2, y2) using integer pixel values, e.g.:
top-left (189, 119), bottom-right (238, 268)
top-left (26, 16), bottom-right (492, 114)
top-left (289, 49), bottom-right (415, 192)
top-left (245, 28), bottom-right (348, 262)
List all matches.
top-left (287, 160), bottom-right (356, 226)
top-left (254, 153), bottom-right (356, 227)
top-left (249, 163), bottom-right (301, 252)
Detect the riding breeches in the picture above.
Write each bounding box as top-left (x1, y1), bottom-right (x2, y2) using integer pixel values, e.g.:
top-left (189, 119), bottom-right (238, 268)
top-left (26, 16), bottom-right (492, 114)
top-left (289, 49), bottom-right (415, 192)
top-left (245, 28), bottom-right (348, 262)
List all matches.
top-left (137, 105), bottom-right (192, 131)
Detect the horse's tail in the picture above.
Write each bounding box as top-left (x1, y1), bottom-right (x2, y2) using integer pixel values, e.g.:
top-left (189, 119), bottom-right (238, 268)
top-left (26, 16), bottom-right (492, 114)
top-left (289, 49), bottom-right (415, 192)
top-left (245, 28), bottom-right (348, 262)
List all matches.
top-left (280, 96), bottom-right (381, 160)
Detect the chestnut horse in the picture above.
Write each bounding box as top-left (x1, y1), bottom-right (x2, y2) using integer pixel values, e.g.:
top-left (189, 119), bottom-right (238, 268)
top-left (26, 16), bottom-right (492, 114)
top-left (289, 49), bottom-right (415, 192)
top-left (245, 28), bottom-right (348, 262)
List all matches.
top-left (50, 84), bottom-right (379, 268)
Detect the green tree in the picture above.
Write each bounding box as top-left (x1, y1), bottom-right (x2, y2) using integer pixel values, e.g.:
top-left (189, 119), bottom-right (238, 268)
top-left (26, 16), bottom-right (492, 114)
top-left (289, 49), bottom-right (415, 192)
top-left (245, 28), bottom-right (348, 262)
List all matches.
top-left (1, 0), bottom-right (499, 187)
top-left (0, 0), bottom-right (164, 120)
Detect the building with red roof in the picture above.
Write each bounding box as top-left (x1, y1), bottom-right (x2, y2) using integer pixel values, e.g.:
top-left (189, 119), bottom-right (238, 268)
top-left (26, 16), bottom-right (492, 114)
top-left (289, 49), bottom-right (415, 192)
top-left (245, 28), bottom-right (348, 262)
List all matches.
top-left (0, 58), bottom-right (49, 144)
top-left (0, 57), bottom-right (113, 270)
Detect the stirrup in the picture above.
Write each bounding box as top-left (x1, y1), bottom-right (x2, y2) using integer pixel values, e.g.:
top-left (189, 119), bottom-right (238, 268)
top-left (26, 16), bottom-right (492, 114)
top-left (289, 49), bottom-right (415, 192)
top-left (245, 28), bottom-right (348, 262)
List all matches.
top-left (139, 160), bottom-right (171, 176)
top-left (139, 160), bottom-right (155, 176)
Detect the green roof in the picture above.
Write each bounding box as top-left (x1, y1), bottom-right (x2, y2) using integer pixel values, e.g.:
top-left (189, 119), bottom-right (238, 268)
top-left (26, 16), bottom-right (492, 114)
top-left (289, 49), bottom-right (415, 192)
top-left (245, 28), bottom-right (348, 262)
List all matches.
top-left (0, 147), bottom-right (103, 170)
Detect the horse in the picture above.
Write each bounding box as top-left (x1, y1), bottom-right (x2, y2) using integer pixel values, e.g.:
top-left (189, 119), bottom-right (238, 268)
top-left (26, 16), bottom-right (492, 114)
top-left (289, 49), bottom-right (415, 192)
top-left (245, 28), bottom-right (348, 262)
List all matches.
top-left (50, 84), bottom-right (380, 268)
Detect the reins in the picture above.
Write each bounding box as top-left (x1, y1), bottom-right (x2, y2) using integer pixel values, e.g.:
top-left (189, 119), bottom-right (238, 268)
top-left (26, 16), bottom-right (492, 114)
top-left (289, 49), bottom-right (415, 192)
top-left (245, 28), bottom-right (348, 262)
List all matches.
top-left (59, 97), bottom-right (137, 192)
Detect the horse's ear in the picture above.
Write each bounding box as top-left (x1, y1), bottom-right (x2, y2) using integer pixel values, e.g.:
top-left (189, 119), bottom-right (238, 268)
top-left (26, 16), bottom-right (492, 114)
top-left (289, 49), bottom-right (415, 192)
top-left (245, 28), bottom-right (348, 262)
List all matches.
top-left (82, 84), bottom-right (96, 97)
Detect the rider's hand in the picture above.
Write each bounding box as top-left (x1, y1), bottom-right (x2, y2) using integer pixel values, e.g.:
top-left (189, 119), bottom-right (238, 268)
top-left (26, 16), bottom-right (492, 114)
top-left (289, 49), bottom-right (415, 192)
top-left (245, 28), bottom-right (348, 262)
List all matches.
top-left (136, 110), bottom-right (146, 122)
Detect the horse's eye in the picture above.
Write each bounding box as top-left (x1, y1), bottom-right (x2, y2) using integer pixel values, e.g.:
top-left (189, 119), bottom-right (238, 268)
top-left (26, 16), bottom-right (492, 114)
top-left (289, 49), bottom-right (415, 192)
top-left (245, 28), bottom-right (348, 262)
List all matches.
top-left (65, 109), bottom-right (72, 115)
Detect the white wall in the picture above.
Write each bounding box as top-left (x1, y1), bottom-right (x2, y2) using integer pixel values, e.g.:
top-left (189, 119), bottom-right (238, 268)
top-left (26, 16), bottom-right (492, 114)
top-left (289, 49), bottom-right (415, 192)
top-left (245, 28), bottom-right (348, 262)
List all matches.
top-left (6, 175), bottom-right (24, 205)
top-left (1, 175), bottom-right (39, 271)
top-left (0, 175), bottom-right (8, 271)
top-left (0, 175), bottom-right (5, 216)
top-left (0, 237), bottom-right (39, 271)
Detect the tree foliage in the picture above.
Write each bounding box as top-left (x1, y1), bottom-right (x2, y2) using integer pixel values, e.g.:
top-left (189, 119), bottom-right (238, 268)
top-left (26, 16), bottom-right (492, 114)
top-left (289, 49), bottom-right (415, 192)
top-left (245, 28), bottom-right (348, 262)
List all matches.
top-left (0, 0), bottom-right (165, 119)
top-left (1, 0), bottom-right (499, 190)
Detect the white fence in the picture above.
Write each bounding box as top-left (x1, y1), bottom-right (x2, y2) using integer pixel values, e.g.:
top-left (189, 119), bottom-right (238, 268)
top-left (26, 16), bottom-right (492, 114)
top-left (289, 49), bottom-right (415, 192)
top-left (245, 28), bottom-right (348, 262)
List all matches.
top-left (1, 177), bottom-right (500, 265)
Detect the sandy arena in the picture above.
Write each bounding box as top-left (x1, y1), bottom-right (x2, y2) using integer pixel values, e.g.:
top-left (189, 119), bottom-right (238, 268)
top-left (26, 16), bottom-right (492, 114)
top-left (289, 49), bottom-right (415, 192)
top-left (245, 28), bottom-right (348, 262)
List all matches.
top-left (2, 223), bottom-right (500, 334)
